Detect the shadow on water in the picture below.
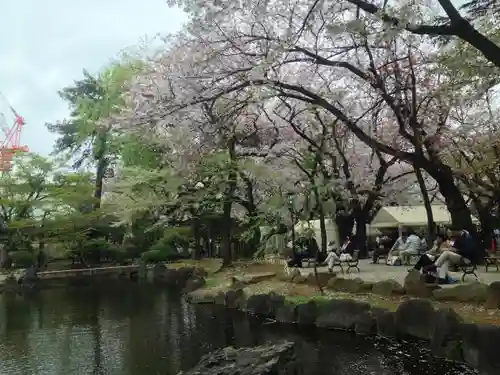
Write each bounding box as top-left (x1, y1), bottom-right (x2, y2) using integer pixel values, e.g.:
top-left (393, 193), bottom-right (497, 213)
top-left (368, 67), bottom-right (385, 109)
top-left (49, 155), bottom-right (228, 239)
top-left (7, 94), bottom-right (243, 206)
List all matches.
top-left (0, 280), bottom-right (476, 375)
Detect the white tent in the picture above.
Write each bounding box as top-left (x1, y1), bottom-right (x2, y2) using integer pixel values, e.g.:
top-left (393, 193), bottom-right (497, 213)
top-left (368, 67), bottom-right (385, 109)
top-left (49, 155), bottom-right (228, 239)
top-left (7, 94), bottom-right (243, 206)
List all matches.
top-left (370, 205), bottom-right (479, 229)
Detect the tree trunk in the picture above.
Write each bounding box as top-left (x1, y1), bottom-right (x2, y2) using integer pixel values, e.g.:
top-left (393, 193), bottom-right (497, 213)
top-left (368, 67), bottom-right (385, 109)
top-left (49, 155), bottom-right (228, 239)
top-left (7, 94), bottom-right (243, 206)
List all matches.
top-left (353, 212), bottom-right (368, 258)
top-left (428, 166), bottom-right (474, 233)
top-left (335, 212), bottom-right (355, 243)
top-left (415, 166), bottom-right (435, 246)
top-left (472, 197), bottom-right (493, 250)
top-left (192, 216), bottom-right (202, 260)
top-left (221, 138), bottom-right (237, 266)
top-left (93, 132), bottom-right (108, 210)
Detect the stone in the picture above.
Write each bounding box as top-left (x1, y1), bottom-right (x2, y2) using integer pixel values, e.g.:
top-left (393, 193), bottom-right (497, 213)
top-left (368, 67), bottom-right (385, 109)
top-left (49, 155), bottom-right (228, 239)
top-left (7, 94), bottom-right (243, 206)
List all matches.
top-left (484, 281), bottom-right (500, 309)
top-left (291, 274), bottom-right (307, 284)
top-left (229, 277), bottom-right (247, 290)
top-left (376, 311), bottom-right (397, 338)
top-left (187, 291), bottom-right (216, 304)
top-left (214, 291), bottom-right (226, 305)
top-left (182, 276), bottom-right (206, 293)
top-left (354, 311), bottom-right (376, 335)
top-left (326, 277), bottom-right (372, 293)
top-left (224, 289), bottom-right (246, 309)
top-left (395, 299), bottom-right (435, 340)
top-left (371, 279), bottom-right (405, 296)
top-left (245, 293), bottom-right (285, 318)
top-left (430, 308), bottom-right (464, 360)
top-left (288, 268), bottom-right (301, 280)
top-left (179, 341), bottom-right (298, 375)
top-left (275, 301), bottom-right (297, 324)
top-left (432, 282), bottom-right (488, 303)
top-left (404, 270), bottom-right (435, 297)
top-left (296, 301), bottom-right (318, 326)
top-left (461, 323), bottom-right (500, 373)
top-left (316, 299), bottom-right (370, 330)
top-left (305, 272), bottom-right (335, 287)
top-left (234, 272), bottom-right (276, 285)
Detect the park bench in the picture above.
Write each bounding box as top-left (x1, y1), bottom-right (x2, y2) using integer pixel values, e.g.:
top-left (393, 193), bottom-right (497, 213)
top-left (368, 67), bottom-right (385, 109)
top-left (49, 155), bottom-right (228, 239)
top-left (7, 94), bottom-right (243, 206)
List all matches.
top-left (484, 249), bottom-right (500, 272)
top-left (329, 250), bottom-right (360, 274)
top-left (459, 259), bottom-right (479, 282)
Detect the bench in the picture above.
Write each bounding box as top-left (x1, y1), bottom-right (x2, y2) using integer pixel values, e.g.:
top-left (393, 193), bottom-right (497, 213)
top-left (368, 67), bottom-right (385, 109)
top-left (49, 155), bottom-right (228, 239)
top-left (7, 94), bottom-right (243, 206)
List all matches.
top-left (329, 250), bottom-right (360, 274)
top-left (485, 252), bottom-right (500, 272)
top-left (459, 260), bottom-right (478, 282)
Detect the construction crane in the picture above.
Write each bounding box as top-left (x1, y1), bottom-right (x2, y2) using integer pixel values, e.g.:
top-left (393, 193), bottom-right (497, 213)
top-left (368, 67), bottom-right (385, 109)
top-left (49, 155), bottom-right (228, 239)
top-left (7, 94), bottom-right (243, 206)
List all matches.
top-left (0, 91), bottom-right (28, 172)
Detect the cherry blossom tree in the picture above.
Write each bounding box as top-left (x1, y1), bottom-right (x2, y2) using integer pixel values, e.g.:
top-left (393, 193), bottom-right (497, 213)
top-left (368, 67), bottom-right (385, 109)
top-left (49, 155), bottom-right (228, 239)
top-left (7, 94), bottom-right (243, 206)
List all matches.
top-left (146, 1), bottom-right (476, 231)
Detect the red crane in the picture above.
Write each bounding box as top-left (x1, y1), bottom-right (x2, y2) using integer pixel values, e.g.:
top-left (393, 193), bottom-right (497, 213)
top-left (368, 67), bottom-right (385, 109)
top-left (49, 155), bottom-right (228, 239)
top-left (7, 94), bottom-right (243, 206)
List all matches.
top-left (0, 91), bottom-right (28, 172)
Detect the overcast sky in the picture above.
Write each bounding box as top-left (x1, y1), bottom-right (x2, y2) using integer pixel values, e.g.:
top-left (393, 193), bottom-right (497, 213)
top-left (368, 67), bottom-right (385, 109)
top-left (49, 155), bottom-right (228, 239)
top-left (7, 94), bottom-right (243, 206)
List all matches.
top-left (0, 0), bottom-right (186, 156)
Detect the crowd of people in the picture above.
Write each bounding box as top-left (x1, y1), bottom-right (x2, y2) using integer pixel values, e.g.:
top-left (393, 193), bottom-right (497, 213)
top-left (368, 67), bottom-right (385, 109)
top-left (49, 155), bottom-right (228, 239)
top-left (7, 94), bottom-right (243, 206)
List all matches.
top-left (371, 227), bottom-right (483, 284)
top-left (284, 225), bottom-right (489, 285)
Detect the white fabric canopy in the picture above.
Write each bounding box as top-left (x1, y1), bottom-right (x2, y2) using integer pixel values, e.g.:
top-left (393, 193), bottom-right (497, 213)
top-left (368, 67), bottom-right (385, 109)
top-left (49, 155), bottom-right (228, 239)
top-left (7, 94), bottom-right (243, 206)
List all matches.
top-left (370, 205), bottom-right (479, 228)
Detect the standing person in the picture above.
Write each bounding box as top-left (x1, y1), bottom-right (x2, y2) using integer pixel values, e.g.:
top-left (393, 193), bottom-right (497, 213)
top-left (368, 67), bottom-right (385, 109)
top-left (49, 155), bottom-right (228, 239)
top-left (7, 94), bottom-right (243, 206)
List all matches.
top-left (399, 228), bottom-right (422, 265)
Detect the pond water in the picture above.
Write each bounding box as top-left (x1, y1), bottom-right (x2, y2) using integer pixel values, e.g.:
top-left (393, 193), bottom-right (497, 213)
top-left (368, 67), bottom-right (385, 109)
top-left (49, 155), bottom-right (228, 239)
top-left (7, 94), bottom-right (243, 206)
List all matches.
top-left (0, 281), bottom-right (476, 375)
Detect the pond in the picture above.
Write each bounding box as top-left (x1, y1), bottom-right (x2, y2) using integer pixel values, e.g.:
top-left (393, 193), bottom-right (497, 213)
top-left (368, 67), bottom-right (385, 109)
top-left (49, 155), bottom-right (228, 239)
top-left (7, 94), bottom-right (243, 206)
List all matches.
top-left (0, 280), bottom-right (476, 375)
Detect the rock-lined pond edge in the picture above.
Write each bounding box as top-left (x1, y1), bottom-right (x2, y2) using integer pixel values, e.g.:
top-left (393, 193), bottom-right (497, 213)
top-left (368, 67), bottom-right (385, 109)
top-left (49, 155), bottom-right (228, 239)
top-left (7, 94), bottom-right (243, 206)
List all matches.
top-left (185, 276), bottom-right (500, 375)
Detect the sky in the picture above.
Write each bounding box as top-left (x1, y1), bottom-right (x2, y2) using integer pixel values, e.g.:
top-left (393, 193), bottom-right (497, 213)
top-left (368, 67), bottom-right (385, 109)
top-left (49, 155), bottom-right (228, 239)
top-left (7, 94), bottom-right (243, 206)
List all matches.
top-left (0, 0), bottom-right (187, 156)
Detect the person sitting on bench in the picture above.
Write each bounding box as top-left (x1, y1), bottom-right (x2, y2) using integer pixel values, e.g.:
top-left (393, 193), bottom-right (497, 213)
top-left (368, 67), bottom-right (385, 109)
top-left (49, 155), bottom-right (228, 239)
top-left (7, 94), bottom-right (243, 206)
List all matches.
top-left (399, 228), bottom-right (422, 265)
top-left (326, 240), bottom-right (340, 272)
top-left (287, 232), bottom-right (321, 267)
top-left (413, 233), bottom-right (451, 271)
top-left (428, 228), bottom-right (478, 279)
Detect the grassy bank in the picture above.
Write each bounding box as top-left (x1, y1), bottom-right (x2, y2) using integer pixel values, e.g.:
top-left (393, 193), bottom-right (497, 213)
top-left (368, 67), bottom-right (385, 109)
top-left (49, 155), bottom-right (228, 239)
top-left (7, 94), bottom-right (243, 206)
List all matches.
top-left (184, 260), bottom-right (500, 327)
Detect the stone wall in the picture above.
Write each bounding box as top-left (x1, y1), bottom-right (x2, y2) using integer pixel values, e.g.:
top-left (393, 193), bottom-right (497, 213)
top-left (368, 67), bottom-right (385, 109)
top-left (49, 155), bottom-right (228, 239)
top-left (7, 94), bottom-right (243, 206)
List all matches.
top-left (187, 288), bottom-right (500, 374)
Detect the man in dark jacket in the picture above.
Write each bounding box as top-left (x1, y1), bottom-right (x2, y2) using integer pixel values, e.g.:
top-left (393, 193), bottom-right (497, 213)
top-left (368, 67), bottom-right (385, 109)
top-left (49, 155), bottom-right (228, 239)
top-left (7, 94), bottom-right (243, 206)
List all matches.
top-left (431, 229), bottom-right (479, 278)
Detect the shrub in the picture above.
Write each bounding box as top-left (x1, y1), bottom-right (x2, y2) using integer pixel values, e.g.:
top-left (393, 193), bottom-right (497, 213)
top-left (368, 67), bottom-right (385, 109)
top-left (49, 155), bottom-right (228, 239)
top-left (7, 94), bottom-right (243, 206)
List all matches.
top-left (9, 251), bottom-right (35, 268)
top-left (140, 249), bottom-right (171, 263)
top-left (69, 238), bottom-right (125, 264)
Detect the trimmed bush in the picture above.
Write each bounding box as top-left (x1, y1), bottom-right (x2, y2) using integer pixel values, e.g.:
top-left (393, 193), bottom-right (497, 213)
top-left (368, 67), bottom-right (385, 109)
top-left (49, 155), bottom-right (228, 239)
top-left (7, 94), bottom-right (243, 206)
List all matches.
top-left (141, 249), bottom-right (172, 263)
top-left (10, 251), bottom-right (35, 268)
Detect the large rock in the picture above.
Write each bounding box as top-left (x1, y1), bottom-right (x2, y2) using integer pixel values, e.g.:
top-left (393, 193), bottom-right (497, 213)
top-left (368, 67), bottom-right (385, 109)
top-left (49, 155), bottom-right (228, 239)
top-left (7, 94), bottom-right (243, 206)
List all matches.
top-left (245, 293), bottom-right (285, 318)
top-left (371, 280), bottom-right (404, 296)
top-left (433, 282), bottom-right (488, 303)
top-left (296, 301), bottom-right (318, 326)
top-left (305, 272), bottom-right (335, 288)
top-left (430, 308), bottom-right (464, 360)
top-left (233, 272), bottom-right (276, 285)
top-left (461, 323), bottom-right (500, 373)
top-left (179, 341), bottom-right (298, 375)
top-left (182, 276), bottom-right (206, 293)
top-left (354, 311), bottom-right (376, 335)
top-left (395, 299), bottom-right (435, 340)
top-left (376, 311), bottom-right (397, 338)
top-left (326, 277), bottom-right (372, 293)
top-left (224, 289), bottom-right (246, 309)
top-left (276, 301), bottom-right (297, 323)
top-left (291, 274), bottom-right (307, 284)
top-left (404, 270), bottom-right (436, 297)
top-left (316, 299), bottom-right (370, 330)
top-left (484, 281), bottom-right (500, 309)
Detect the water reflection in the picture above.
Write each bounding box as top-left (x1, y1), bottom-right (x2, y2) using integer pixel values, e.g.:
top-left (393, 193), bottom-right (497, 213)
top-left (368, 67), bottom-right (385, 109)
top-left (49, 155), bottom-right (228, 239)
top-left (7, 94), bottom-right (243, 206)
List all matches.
top-left (0, 281), bottom-right (475, 375)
